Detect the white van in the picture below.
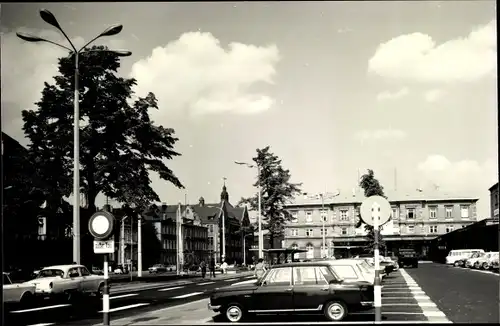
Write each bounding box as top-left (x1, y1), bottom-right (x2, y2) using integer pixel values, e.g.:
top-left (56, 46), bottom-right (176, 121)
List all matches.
top-left (446, 249), bottom-right (485, 265)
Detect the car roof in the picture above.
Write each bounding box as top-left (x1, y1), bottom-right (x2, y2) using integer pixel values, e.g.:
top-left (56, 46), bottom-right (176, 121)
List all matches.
top-left (272, 261), bottom-right (333, 268)
top-left (42, 264), bottom-right (85, 271)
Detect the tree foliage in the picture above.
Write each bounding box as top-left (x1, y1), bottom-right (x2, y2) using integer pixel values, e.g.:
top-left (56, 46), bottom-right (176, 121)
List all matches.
top-left (22, 45), bottom-right (184, 218)
top-left (355, 169), bottom-right (387, 252)
top-left (238, 146), bottom-right (302, 248)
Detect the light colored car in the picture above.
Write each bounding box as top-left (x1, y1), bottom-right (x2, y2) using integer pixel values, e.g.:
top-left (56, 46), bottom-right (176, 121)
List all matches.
top-left (166, 265), bottom-right (177, 272)
top-left (148, 264), bottom-right (167, 273)
top-left (24, 264), bottom-right (104, 301)
top-left (355, 257), bottom-right (386, 278)
top-left (3, 272), bottom-right (36, 306)
top-left (321, 259), bottom-right (376, 285)
top-left (446, 249), bottom-right (484, 265)
top-left (475, 252), bottom-right (499, 270)
top-left (465, 252), bottom-right (485, 268)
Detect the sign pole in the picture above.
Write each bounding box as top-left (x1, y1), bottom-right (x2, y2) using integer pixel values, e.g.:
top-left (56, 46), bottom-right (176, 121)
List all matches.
top-left (103, 253), bottom-right (110, 325)
top-left (373, 202), bottom-right (382, 323)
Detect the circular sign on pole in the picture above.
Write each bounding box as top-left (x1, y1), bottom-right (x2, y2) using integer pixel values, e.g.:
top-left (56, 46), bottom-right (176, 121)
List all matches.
top-left (360, 195), bottom-right (392, 227)
top-left (88, 211), bottom-right (115, 240)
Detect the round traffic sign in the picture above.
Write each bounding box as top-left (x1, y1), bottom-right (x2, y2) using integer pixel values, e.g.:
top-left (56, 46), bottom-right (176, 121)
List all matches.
top-left (360, 195), bottom-right (391, 228)
top-left (88, 210), bottom-right (115, 240)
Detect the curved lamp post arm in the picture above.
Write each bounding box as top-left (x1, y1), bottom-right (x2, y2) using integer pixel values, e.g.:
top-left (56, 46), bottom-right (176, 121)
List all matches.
top-left (16, 32), bottom-right (73, 52)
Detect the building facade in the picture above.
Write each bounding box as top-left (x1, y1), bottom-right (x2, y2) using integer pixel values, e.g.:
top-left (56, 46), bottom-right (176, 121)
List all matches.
top-left (283, 190), bottom-right (479, 260)
top-left (489, 182), bottom-right (499, 221)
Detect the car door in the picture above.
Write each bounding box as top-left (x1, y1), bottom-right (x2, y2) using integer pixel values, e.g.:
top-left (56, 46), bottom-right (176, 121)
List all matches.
top-left (67, 267), bottom-right (83, 291)
top-left (292, 266), bottom-right (333, 312)
top-left (79, 267), bottom-right (94, 293)
top-left (250, 267), bottom-right (294, 312)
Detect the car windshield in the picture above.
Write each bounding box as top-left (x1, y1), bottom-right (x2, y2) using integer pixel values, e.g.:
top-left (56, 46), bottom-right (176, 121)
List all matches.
top-left (3, 273), bottom-right (12, 284)
top-left (37, 269), bottom-right (64, 278)
top-left (358, 261), bottom-right (373, 273)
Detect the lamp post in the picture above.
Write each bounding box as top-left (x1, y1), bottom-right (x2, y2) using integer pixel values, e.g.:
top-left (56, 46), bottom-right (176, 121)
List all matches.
top-left (313, 191), bottom-right (340, 258)
top-left (235, 161), bottom-right (263, 259)
top-left (17, 9), bottom-right (131, 264)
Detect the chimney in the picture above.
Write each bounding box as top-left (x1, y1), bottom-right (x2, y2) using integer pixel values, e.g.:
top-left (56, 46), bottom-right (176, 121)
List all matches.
top-left (303, 192), bottom-right (308, 199)
top-left (199, 197), bottom-right (205, 207)
top-left (352, 188), bottom-right (356, 197)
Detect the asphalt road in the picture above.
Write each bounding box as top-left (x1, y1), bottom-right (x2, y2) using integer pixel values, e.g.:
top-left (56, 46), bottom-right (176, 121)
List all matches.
top-left (5, 273), bottom-right (255, 326)
top-left (405, 263), bottom-right (499, 323)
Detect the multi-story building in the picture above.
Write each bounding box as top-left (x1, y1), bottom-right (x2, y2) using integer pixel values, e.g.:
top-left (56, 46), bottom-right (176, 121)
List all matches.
top-left (489, 182), bottom-right (499, 221)
top-left (283, 189), bottom-right (479, 259)
top-left (189, 184), bottom-right (252, 264)
top-left (142, 203), bottom-right (209, 266)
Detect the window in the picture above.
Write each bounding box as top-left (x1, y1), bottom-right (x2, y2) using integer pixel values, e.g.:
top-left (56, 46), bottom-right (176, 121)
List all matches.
top-left (68, 268), bottom-right (80, 278)
top-left (306, 229), bottom-right (313, 237)
top-left (429, 225), bottom-right (438, 234)
top-left (445, 225), bottom-right (454, 233)
top-left (290, 229), bottom-right (299, 236)
top-left (318, 266), bottom-right (336, 283)
top-left (291, 212), bottom-right (298, 223)
top-left (293, 266), bottom-right (319, 285)
top-left (320, 228), bottom-right (328, 236)
top-left (429, 207), bottom-right (437, 219)
top-left (265, 267), bottom-right (292, 286)
top-left (306, 211), bottom-right (313, 223)
top-left (3, 273), bottom-right (11, 285)
top-left (306, 244), bottom-right (314, 259)
top-left (208, 225), bottom-right (213, 232)
top-left (331, 265), bottom-right (358, 280)
top-left (407, 225), bottom-right (415, 233)
top-left (291, 244), bottom-right (299, 250)
top-left (340, 227), bottom-right (347, 235)
top-left (392, 208), bottom-right (398, 219)
top-left (208, 237), bottom-right (214, 248)
top-left (445, 206), bottom-right (453, 219)
top-left (460, 206), bottom-right (469, 218)
top-left (406, 208), bottom-right (415, 219)
top-left (320, 210), bottom-right (328, 222)
top-left (79, 267), bottom-right (91, 276)
top-left (340, 210), bottom-right (349, 221)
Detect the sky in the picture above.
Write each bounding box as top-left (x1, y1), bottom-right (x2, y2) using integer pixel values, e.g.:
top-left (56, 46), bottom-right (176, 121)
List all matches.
top-left (1, 1), bottom-right (498, 219)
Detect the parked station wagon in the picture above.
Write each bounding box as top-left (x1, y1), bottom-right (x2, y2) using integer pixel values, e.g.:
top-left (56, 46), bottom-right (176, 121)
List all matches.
top-left (208, 261), bottom-right (374, 322)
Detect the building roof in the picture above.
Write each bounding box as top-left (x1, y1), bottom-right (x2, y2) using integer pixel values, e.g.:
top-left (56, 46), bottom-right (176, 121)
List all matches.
top-left (489, 182), bottom-right (499, 192)
top-left (285, 188), bottom-right (479, 207)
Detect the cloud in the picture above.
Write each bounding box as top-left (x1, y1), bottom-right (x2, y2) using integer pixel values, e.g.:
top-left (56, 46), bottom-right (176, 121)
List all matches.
top-left (355, 129), bottom-right (407, 142)
top-left (368, 19), bottom-right (497, 83)
top-left (129, 32), bottom-right (280, 117)
top-left (376, 87), bottom-right (409, 101)
top-left (423, 89), bottom-right (445, 102)
top-left (417, 155), bottom-right (497, 196)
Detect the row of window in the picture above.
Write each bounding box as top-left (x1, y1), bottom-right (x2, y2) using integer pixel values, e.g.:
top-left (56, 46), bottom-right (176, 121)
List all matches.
top-left (162, 239), bottom-right (208, 250)
top-left (288, 223), bottom-right (467, 238)
top-left (290, 205), bottom-right (471, 223)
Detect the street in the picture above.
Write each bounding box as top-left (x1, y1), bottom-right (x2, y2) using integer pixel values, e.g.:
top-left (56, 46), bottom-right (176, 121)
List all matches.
top-left (5, 272), bottom-right (255, 326)
top-left (405, 262), bottom-right (499, 323)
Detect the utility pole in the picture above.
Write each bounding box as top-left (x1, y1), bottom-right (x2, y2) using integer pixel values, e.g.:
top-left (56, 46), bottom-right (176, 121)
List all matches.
top-left (321, 194), bottom-right (326, 258)
top-left (138, 215), bottom-right (142, 277)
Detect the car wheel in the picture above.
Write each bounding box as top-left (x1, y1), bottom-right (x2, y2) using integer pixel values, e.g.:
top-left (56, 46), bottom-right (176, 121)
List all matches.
top-left (474, 262), bottom-right (480, 269)
top-left (454, 261), bottom-right (460, 267)
top-left (224, 304), bottom-right (245, 322)
top-left (20, 292), bottom-right (34, 308)
top-left (324, 300), bottom-right (348, 321)
top-left (483, 262), bottom-right (490, 270)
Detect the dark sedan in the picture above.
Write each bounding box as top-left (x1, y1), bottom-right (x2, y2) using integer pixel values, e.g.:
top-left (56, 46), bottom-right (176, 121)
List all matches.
top-left (208, 261), bottom-right (374, 322)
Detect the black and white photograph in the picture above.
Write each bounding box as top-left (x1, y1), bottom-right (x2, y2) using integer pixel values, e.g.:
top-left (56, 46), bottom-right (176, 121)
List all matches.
top-left (1, 1), bottom-right (498, 325)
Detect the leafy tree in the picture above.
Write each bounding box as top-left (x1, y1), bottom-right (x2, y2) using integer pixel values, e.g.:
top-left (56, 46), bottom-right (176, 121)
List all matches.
top-left (355, 169), bottom-right (387, 252)
top-left (238, 146), bottom-right (302, 249)
top-left (21, 45), bottom-right (184, 219)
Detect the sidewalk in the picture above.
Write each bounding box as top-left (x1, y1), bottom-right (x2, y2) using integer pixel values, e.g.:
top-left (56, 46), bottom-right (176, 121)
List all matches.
top-left (94, 298), bottom-right (214, 325)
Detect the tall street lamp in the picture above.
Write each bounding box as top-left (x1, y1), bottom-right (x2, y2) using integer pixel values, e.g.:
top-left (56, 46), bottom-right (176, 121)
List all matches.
top-left (313, 191), bottom-right (340, 258)
top-left (235, 161), bottom-right (263, 259)
top-left (17, 9), bottom-right (132, 264)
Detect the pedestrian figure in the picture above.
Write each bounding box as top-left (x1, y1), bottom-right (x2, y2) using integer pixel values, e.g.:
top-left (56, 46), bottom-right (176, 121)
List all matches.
top-left (200, 260), bottom-right (207, 278)
top-left (221, 261), bottom-right (228, 274)
top-left (254, 258), bottom-right (266, 279)
top-left (209, 257), bottom-right (216, 278)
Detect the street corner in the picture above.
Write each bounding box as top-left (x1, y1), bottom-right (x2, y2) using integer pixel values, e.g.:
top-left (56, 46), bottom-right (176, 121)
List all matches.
top-left (103, 298), bottom-right (216, 325)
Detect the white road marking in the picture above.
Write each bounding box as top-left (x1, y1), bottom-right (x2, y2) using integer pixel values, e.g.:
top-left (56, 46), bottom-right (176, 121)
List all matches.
top-left (400, 268), bottom-right (451, 323)
top-left (384, 303), bottom-right (420, 306)
top-left (26, 323), bottom-right (56, 326)
top-left (171, 292), bottom-right (203, 299)
top-left (158, 286), bottom-right (185, 292)
top-left (245, 276), bottom-right (256, 279)
top-left (99, 303), bottom-right (149, 313)
top-left (383, 291), bottom-right (414, 294)
top-left (10, 304), bottom-right (71, 313)
top-left (108, 293), bottom-right (138, 300)
top-left (197, 281), bottom-right (215, 285)
top-left (224, 278), bottom-right (239, 282)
